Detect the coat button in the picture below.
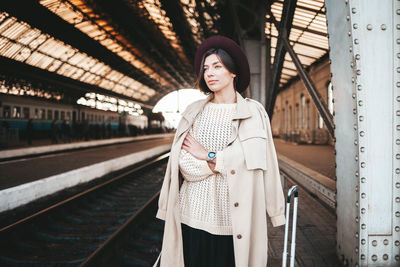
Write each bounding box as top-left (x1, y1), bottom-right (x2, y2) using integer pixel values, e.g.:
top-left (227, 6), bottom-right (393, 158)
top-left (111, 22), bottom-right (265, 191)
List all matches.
top-left (234, 202), bottom-right (239, 207)
top-left (237, 234), bottom-right (242, 239)
top-left (230, 169), bottom-right (236, 175)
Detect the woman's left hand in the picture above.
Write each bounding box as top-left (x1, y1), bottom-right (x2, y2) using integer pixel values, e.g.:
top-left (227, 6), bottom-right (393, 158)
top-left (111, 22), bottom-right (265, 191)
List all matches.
top-left (181, 133), bottom-right (207, 161)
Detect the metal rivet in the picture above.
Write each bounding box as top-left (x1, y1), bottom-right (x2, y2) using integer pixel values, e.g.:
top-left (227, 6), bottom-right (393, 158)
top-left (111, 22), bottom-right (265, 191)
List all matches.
top-left (355, 247), bottom-right (359, 253)
top-left (352, 93), bottom-right (356, 99)
top-left (353, 23), bottom-right (358, 29)
top-left (359, 116), bottom-right (364, 121)
top-left (397, 82), bottom-right (400, 88)
top-left (397, 39), bottom-right (400, 44)
top-left (397, 110), bottom-right (400, 116)
top-left (354, 139), bottom-right (358, 145)
top-left (356, 69), bottom-right (361, 75)
top-left (352, 8), bottom-right (356, 14)
top-left (397, 9), bottom-right (400, 15)
top-left (355, 54), bottom-right (360, 60)
top-left (371, 255), bottom-right (377, 261)
top-left (397, 125), bottom-right (400, 131)
top-left (350, 62), bottom-right (354, 68)
top-left (361, 254), bottom-right (365, 260)
top-left (358, 100), bottom-right (363, 106)
top-left (361, 239), bottom-right (366, 245)
top-left (354, 124), bottom-right (358, 130)
top-left (372, 240), bottom-right (377, 246)
top-left (361, 224), bottom-right (366, 229)
top-left (397, 139), bottom-right (400, 145)
top-left (396, 255), bottom-right (400, 261)
top-left (348, 31), bottom-right (352, 36)
top-left (354, 39), bottom-right (359, 45)
top-left (396, 197), bottom-right (400, 203)
top-left (349, 46), bottom-right (353, 52)
top-left (397, 226), bottom-right (400, 232)
top-left (353, 108), bottom-right (357, 114)
top-left (357, 84), bottom-right (362, 91)
top-left (352, 77), bottom-right (356, 83)
top-left (397, 211), bottom-right (400, 217)
top-left (361, 208), bottom-right (365, 214)
top-left (361, 177), bottom-right (366, 183)
top-left (383, 254), bottom-right (388, 260)
top-left (356, 171), bottom-right (359, 177)
top-left (361, 162), bottom-right (366, 168)
top-left (397, 24), bottom-right (400, 30)
top-left (356, 201), bottom-right (359, 207)
top-left (355, 155), bottom-right (359, 161)
top-left (360, 131), bottom-right (365, 137)
top-left (367, 24), bottom-right (373, 30)
top-left (355, 232), bottom-right (359, 238)
top-left (397, 96), bottom-right (400, 102)
top-left (355, 216), bottom-right (359, 223)
top-left (397, 53), bottom-right (400, 59)
top-left (381, 24), bottom-right (387, 30)
top-left (346, 15), bottom-right (350, 21)
top-left (398, 67), bottom-right (400, 73)
top-left (361, 192), bottom-right (366, 198)
top-left (355, 185), bottom-right (359, 192)
top-left (395, 240), bottom-right (400, 246)
top-left (360, 147), bottom-right (365, 152)
top-left (397, 183), bottom-right (400, 188)
top-left (383, 239), bottom-right (389, 245)
top-left (396, 154), bottom-right (400, 159)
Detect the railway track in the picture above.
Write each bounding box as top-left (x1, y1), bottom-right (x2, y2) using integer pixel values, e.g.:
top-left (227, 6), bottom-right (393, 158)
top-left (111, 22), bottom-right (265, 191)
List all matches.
top-left (0, 154), bottom-right (168, 266)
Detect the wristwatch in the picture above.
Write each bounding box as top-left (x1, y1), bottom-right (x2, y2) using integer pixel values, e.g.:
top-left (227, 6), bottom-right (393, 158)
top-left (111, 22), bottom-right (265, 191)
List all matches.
top-left (206, 151), bottom-right (216, 162)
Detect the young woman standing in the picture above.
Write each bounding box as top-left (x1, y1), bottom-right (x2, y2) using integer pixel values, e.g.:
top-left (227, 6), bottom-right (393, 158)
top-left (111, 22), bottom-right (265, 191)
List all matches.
top-left (155, 35), bottom-right (285, 267)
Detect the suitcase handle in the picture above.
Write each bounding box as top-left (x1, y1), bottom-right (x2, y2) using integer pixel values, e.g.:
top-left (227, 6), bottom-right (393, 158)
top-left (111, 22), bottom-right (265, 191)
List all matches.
top-left (282, 185), bottom-right (299, 267)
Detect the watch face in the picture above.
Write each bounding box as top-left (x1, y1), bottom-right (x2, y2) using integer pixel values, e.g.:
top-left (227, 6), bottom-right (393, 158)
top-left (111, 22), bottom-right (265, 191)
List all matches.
top-left (208, 152), bottom-right (216, 158)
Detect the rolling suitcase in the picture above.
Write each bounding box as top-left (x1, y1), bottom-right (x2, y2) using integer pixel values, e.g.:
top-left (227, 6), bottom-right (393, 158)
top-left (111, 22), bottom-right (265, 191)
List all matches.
top-left (282, 185), bottom-right (299, 267)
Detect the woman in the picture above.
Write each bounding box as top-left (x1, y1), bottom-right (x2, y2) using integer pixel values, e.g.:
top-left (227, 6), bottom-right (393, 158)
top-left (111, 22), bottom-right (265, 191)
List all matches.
top-left (155, 36), bottom-right (285, 267)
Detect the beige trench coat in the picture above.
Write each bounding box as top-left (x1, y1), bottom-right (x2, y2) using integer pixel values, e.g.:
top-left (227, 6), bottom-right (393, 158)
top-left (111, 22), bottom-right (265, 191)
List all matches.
top-left (155, 91), bottom-right (285, 267)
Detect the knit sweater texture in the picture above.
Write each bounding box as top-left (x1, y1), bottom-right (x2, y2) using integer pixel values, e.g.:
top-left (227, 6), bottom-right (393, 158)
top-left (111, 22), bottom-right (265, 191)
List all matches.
top-left (178, 101), bottom-right (236, 235)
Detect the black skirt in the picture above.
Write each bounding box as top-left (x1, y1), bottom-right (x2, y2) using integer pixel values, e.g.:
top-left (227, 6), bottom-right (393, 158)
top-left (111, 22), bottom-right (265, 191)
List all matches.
top-left (181, 223), bottom-right (236, 267)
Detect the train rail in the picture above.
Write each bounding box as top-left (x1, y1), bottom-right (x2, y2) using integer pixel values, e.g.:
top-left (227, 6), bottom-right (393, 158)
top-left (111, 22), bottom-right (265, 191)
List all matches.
top-left (0, 153), bottom-right (168, 266)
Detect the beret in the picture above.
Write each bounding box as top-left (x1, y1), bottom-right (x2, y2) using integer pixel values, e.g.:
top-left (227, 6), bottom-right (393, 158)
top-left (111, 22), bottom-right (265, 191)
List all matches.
top-left (194, 35), bottom-right (250, 93)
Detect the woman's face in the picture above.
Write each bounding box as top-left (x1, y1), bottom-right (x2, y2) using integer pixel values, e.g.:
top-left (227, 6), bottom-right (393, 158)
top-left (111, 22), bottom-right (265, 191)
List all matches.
top-left (203, 54), bottom-right (236, 94)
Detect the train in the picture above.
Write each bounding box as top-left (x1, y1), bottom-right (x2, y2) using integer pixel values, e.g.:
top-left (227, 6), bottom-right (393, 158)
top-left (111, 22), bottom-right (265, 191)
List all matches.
top-left (0, 94), bottom-right (149, 143)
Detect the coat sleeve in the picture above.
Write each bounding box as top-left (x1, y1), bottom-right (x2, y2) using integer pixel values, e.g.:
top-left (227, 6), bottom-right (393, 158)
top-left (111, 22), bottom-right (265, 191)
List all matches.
top-left (156, 155), bottom-right (172, 220)
top-left (251, 100), bottom-right (286, 227)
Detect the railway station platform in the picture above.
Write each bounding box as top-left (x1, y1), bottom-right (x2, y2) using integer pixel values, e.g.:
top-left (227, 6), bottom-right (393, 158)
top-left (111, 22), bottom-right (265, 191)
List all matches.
top-left (0, 134), bottom-right (174, 213)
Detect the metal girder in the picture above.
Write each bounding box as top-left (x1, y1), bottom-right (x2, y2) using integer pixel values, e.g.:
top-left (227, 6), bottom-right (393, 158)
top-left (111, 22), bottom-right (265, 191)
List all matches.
top-left (86, 0), bottom-right (191, 89)
top-left (266, 0), bottom-right (297, 116)
top-left (281, 35), bottom-right (334, 138)
top-left (1, 0), bottom-right (165, 98)
top-left (267, 7), bottom-right (334, 138)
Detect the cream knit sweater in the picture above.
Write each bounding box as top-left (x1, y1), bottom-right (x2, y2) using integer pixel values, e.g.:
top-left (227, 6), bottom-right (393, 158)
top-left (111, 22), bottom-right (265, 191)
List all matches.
top-left (178, 101), bottom-right (236, 235)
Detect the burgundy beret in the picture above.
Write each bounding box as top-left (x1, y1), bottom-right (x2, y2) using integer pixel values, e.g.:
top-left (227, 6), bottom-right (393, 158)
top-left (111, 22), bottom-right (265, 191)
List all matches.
top-left (194, 35), bottom-right (250, 93)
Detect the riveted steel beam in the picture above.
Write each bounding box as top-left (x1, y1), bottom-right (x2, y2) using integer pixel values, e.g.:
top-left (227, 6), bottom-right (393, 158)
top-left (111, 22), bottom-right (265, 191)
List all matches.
top-left (266, 0), bottom-right (297, 117)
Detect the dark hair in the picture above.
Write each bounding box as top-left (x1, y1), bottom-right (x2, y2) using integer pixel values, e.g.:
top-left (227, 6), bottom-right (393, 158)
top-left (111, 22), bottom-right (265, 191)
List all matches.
top-left (196, 48), bottom-right (238, 94)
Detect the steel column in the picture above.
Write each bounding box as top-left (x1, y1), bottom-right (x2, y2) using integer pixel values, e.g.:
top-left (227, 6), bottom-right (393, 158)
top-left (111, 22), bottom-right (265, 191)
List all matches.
top-left (326, 0), bottom-right (400, 266)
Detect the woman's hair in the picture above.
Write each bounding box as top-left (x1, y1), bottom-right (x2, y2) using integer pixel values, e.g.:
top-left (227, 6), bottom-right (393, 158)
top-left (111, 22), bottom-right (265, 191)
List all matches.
top-left (196, 48), bottom-right (238, 94)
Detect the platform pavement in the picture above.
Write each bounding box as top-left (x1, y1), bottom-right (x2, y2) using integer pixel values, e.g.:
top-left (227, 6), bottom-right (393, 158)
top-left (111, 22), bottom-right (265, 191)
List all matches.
top-left (273, 138), bottom-right (335, 180)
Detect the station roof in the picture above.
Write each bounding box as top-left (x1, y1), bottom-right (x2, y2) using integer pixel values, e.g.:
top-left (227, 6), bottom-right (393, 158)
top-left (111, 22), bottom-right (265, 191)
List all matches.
top-left (0, 0), bottom-right (328, 107)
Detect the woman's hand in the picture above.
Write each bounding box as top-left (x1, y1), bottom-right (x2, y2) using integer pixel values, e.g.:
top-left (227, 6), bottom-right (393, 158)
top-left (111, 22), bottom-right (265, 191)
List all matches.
top-left (181, 133), bottom-right (208, 161)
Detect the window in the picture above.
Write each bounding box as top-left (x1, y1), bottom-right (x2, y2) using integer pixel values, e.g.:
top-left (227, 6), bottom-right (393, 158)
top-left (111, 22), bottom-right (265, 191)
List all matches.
top-left (48, 109), bottom-right (53, 120)
top-left (55, 110), bottom-right (59, 120)
top-left (61, 111), bottom-right (65, 120)
top-left (327, 82), bottom-right (333, 114)
top-left (295, 103), bottom-right (299, 129)
top-left (41, 109), bottom-right (45, 119)
top-left (300, 94), bottom-right (305, 128)
top-left (23, 107), bottom-right (30, 119)
top-left (306, 99), bottom-right (310, 129)
top-left (12, 106), bottom-right (21, 118)
top-left (67, 112), bottom-right (71, 120)
top-left (3, 105), bottom-right (11, 118)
